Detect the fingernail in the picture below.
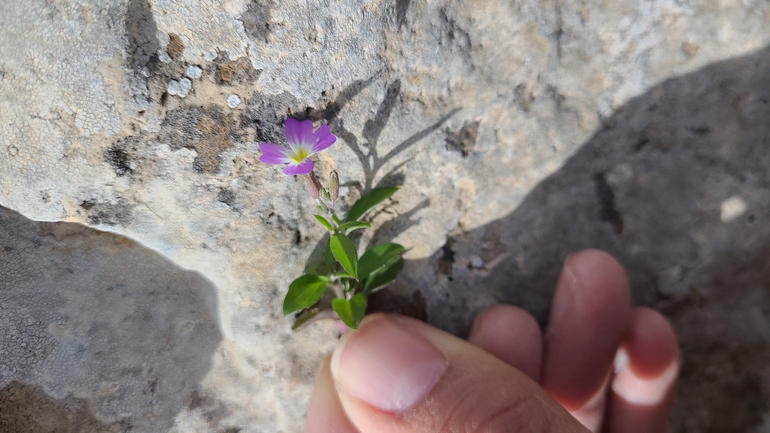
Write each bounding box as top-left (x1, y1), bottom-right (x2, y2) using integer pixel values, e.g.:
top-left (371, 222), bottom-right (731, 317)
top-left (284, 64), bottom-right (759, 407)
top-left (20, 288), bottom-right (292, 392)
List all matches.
top-left (331, 315), bottom-right (447, 413)
top-left (612, 348), bottom-right (679, 405)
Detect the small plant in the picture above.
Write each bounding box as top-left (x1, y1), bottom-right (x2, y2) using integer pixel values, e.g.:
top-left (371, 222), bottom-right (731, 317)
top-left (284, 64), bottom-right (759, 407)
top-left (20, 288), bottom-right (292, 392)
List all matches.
top-left (259, 118), bottom-right (404, 330)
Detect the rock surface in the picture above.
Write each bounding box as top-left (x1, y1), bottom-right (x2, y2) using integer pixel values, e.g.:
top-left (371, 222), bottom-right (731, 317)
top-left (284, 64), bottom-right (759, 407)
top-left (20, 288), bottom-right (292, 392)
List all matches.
top-left (1, 0), bottom-right (769, 431)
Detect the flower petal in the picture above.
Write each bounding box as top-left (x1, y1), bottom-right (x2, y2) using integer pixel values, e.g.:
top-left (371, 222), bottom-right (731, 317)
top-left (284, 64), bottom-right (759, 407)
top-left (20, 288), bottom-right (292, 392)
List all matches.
top-left (310, 124), bottom-right (336, 153)
top-left (311, 133), bottom-right (336, 154)
top-left (285, 118), bottom-right (314, 150)
top-left (259, 143), bottom-right (292, 164)
top-left (312, 124), bottom-right (331, 142)
top-left (283, 159), bottom-right (314, 175)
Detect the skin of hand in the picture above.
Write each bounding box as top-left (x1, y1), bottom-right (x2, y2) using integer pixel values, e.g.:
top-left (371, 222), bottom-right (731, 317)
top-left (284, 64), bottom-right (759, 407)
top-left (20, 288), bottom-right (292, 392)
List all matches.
top-left (304, 250), bottom-right (680, 433)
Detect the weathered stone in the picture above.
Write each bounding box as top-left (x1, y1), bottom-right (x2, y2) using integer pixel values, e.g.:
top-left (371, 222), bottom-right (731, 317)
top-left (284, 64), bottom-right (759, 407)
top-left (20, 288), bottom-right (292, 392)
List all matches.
top-left (1, 0), bottom-right (769, 431)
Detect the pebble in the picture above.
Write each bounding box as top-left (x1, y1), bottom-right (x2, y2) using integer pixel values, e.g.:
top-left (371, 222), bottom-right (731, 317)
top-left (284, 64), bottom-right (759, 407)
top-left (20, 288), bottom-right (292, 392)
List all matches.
top-left (178, 78), bottom-right (192, 98)
top-left (227, 94), bottom-right (241, 108)
top-left (166, 80), bottom-right (179, 96)
top-left (186, 65), bottom-right (202, 79)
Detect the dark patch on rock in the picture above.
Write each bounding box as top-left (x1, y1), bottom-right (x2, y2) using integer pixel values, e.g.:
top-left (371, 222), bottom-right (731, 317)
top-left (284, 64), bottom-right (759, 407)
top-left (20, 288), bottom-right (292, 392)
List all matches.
top-left (160, 105), bottom-right (246, 173)
top-left (437, 238), bottom-right (455, 277)
top-left (240, 0), bottom-right (273, 43)
top-left (293, 229), bottom-right (302, 246)
top-left (186, 388), bottom-right (234, 429)
top-left (217, 188), bottom-right (240, 213)
top-left (166, 33), bottom-right (185, 59)
top-left (0, 381), bottom-right (122, 432)
top-left (396, 0), bottom-right (410, 28)
top-left (368, 286), bottom-right (426, 321)
top-left (445, 120), bottom-right (480, 157)
top-left (240, 91), bottom-right (299, 144)
top-left (105, 137), bottom-right (142, 177)
top-left (210, 54), bottom-right (261, 86)
top-left (80, 199), bottom-right (134, 226)
top-left (515, 83), bottom-right (535, 112)
top-left (593, 172), bottom-right (623, 234)
top-left (438, 8), bottom-right (472, 56)
top-left (126, 0), bottom-right (160, 72)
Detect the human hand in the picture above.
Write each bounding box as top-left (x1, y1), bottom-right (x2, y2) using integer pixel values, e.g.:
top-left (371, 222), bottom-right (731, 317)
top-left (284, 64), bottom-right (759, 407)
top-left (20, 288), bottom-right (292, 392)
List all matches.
top-left (304, 250), bottom-right (679, 433)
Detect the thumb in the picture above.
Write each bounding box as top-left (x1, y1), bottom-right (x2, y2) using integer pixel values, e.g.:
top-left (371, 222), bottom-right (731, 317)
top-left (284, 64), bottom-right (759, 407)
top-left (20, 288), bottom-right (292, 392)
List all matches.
top-left (330, 314), bottom-right (588, 433)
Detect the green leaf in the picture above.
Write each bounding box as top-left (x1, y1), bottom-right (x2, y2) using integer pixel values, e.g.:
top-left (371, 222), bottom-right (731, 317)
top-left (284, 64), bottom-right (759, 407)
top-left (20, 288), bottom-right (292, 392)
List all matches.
top-left (359, 243), bottom-right (404, 280)
top-left (332, 272), bottom-right (356, 280)
top-left (324, 240), bottom-right (335, 270)
top-left (330, 234), bottom-right (359, 279)
top-left (346, 187), bottom-right (399, 222)
top-left (314, 214), bottom-right (334, 231)
top-left (283, 274), bottom-right (329, 315)
top-left (364, 256), bottom-right (404, 293)
top-left (332, 294), bottom-right (368, 329)
top-left (332, 214), bottom-right (341, 226)
top-left (336, 221), bottom-right (371, 235)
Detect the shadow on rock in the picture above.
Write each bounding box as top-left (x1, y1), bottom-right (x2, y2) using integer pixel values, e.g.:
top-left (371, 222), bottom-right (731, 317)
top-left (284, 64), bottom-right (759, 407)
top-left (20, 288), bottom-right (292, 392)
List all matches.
top-left (372, 45), bottom-right (770, 432)
top-left (0, 207), bottom-right (222, 432)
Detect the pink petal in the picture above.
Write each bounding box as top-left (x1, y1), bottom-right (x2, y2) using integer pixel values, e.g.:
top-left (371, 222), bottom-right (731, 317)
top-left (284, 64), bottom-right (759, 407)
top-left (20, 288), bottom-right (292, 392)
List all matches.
top-left (259, 143), bottom-right (292, 164)
top-left (311, 124), bottom-right (336, 153)
top-left (284, 118), bottom-right (314, 147)
top-left (311, 134), bottom-right (336, 154)
top-left (283, 159), bottom-right (314, 175)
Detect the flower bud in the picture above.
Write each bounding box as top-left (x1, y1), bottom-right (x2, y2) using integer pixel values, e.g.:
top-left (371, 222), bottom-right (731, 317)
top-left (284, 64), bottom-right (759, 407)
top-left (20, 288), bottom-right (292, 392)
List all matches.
top-left (304, 172), bottom-right (322, 199)
top-left (329, 170), bottom-right (339, 201)
top-left (319, 188), bottom-right (332, 207)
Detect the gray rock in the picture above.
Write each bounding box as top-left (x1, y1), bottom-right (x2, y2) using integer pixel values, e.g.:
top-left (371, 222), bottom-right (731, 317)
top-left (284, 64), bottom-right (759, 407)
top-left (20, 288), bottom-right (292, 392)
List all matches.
top-left (1, 0), bottom-right (769, 431)
top-left (0, 207), bottom-right (221, 432)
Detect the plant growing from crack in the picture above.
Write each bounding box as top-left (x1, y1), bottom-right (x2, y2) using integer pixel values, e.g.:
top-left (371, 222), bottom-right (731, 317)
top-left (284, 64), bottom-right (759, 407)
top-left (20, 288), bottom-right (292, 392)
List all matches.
top-left (259, 118), bottom-right (404, 330)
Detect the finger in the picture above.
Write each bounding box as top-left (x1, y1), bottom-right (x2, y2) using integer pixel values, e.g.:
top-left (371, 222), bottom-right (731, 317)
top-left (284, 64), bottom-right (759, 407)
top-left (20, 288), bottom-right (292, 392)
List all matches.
top-left (468, 304), bottom-right (543, 380)
top-left (304, 355), bottom-right (359, 433)
top-left (607, 308), bottom-right (679, 433)
top-left (330, 314), bottom-right (589, 433)
top-left (540, 250), bottom-right (632, 431)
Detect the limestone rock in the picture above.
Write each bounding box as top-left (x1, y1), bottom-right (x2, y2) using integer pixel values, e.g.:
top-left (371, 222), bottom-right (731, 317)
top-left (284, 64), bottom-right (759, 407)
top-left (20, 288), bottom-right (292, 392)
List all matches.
top-left (1, 0), bottom-right (769, 431)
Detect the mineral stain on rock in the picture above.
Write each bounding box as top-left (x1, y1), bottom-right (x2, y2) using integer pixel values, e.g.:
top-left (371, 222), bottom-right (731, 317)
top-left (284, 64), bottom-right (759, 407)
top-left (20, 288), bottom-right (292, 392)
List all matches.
top-left (125, 0), bottom-right (160, 72)
top-left (0, 381), bottom-right (122, 432)
top-left (160, 105), bottom-right (246, 173)
top-left (105, 138), bottom-right (140, 176)
top-left (240, 0), bottom-right (274, 43)
top-left (166, 33), bottom-right (185, 60)
top-left (212, 54), bottom-right (262, 86)
top-left (396, 0), bottom-right (410, 27)
top-left (445, 120), bottom-right (479, 157)
top-left (79, 199), bottom-right (134, 226)
top-left (218, 188), bottom-right (240, 213)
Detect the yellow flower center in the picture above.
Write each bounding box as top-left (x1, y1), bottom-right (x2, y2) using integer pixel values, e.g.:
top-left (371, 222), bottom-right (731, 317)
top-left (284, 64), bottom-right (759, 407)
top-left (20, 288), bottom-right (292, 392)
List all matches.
top-left (289, 147), bottom-right (310, 164)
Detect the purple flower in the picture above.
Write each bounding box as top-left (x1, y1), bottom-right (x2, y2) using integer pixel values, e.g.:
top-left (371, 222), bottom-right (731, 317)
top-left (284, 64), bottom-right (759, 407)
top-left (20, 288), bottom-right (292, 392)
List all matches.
top-left (258, 118), bottom-right (337, 175)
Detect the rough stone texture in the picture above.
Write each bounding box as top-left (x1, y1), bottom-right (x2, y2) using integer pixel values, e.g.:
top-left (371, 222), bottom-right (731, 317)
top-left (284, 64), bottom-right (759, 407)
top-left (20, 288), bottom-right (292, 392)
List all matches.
top-left (0, 207), bottom-right (221, 432)
top-left (0, 0), bottom-right (769, 431)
